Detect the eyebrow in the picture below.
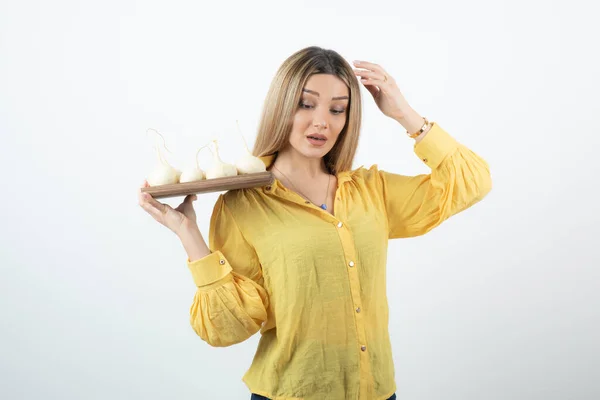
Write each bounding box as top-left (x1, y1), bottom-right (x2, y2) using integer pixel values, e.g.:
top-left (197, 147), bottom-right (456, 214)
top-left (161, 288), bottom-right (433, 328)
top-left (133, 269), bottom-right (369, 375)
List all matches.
top-left (302, 89), bottom-right (349, 101)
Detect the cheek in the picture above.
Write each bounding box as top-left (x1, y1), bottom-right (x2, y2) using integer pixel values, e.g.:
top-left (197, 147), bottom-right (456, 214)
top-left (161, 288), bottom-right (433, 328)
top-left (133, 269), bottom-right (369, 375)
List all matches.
top-left (333, 115), bottom-right (347, 131)
top-left (291, 112), bottom-right (312, 137)
top-left (291, 115), bottom-right (302, 134)
top-left (292, 113), bottom-right (302, 130)
top-left (331, 116), bottom-right (347, 139)
top-left (290, 114), bottom-right (304, 140)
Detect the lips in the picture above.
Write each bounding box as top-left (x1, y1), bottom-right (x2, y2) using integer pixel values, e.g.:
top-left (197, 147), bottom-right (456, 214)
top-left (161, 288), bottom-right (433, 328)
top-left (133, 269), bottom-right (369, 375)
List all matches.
top-left (306, 135), bottom-right (327, 147)
top-left (307, 133), bottom-right (327, 141)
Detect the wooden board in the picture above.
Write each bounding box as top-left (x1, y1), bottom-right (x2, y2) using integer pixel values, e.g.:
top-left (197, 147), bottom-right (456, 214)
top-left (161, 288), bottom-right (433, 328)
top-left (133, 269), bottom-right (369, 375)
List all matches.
top-left (141, 172), bottom-right (274, 199)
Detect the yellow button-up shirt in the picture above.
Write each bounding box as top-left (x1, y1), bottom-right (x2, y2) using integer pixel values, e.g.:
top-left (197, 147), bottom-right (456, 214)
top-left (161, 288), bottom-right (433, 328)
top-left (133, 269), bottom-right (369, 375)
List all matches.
top-left (187, 123), bottom-right (492, 400)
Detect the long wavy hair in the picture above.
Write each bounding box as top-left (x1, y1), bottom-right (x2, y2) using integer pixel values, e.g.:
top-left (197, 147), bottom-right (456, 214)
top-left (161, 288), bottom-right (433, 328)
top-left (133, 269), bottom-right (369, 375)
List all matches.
top-left (252, 46), bottom-right (362, 174)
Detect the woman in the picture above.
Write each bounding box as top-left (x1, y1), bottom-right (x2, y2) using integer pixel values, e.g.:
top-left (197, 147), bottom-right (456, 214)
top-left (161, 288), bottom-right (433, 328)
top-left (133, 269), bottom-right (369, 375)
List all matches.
top-left (138, 46), bottom-right (492, 400)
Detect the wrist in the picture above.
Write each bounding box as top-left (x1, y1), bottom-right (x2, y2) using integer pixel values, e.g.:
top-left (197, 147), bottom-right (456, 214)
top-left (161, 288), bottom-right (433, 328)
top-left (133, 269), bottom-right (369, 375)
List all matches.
top-left (176, 220), bottom-right (200, 238)
top-left (394, 107), bottom-right (424, 133)
top-left (177, 223), bottom-right (211, 262)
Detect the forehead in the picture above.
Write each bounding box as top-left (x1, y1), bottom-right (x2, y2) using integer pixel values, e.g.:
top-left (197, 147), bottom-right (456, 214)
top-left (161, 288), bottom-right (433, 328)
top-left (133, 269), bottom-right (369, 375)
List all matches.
top-left (303, 74), bottom-right (349, 97)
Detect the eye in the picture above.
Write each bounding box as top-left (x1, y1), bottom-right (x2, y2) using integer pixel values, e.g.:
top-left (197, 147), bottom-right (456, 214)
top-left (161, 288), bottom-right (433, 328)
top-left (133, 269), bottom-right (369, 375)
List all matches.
top-left (299, 101), bottom-right (345, 115)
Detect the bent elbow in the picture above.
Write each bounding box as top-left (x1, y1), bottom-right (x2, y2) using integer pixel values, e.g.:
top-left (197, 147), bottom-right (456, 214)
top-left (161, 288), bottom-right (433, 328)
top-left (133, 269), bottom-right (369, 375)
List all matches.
top-left (470, 169), bottom-right (492, 206)
top-left (190, 312), bottom-right (264, 348)
top-left (476, 167), bottom-right (493, 203)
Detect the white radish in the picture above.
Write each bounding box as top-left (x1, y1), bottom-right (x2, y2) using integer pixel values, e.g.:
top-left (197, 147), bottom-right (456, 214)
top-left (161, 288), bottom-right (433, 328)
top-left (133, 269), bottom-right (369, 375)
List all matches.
top-left (205, 139), bottom-right (238, 179)
top-left (234, 120), bottom-right (266, 174)
top-left (179, 142), bottom-right (212, 183)
top-left (146, 128), bottom-right (180, 186)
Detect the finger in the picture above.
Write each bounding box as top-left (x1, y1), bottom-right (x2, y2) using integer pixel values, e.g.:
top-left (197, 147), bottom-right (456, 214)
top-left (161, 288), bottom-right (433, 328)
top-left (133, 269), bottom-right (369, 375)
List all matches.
top-left (181, 194), bottom-right (197, 205)
top-left (353, 60), bottom-right (387, 75)
top-left (143, 194), bottom-right (168, 214)
top-left (353, 69), bottom-right (382, 81)
top-left (140, 199), bottom-right (164, 221)
top-left (138, 187), bottom-right (148, 202)
top-left (360, 77), bottom-right (386, 88)
top-left (138, 180), bottom-right (150, 199)
top-left (363, 82), bottom-right (381, 99)
top-left (138, 192), bottom-right (155, 209)
top-left (175, 194), bottom-right (195, 211)
top-left (180, 194), bottom-right (198, 209)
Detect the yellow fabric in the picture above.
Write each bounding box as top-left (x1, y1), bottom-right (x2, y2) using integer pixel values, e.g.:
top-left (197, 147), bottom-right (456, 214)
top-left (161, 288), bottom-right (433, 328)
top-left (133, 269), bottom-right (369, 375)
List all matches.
top-left (187, 123), bottom-right (492, 399)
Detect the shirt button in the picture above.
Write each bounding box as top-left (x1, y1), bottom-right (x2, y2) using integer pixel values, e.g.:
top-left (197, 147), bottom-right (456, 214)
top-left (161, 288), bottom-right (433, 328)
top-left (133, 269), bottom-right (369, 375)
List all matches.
top-left (337, 222), bottom-right (343, 228)
top-left (356, 307), bottom-right (361, 313)
top-left (422, 158), bottom-right (428, 163)
top-left (348, 261), bottom-right (355, 267)
top-left (219, 259), bottom-right (226, 265)
top-left (361, 345), bottom-right (367, 352)
top-left (265, 185), bottom-right (272, 191)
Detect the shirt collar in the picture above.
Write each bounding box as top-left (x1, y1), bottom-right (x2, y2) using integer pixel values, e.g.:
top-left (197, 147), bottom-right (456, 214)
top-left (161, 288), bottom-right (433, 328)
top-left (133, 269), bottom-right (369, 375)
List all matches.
top-left (259, 154), bottom-right (276, 169)
top-left (259, 153), bottom-right (354, 185)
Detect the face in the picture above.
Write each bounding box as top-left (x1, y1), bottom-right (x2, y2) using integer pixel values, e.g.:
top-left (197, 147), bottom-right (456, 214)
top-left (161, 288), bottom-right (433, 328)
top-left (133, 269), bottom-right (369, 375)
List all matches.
top-left (286, 73), bottom-right (349, 160)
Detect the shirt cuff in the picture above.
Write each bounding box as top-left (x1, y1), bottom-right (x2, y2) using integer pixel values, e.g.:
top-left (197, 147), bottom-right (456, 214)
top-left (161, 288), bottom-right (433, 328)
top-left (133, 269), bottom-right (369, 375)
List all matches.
top-left (187, 250), bottom-right (233, 287)
top-left (413, 123), bottom-right (459, 169)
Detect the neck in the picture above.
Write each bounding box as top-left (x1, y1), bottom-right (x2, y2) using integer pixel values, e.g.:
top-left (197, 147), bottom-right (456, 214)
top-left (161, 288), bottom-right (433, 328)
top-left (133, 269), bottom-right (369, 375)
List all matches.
top-left (271, 147), bottom-right (329, 179)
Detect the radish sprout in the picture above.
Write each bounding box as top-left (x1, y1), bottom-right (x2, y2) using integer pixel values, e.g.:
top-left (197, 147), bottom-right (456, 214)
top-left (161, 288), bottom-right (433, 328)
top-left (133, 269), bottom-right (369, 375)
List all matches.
top-left (205, 139), bottom-right (238, 179)
top-left (234, 120), bottom-right (267, 174)
top-left (146, 128), bottom-right (179, 186)
top-left (179, 142), bottom-right (212, 183)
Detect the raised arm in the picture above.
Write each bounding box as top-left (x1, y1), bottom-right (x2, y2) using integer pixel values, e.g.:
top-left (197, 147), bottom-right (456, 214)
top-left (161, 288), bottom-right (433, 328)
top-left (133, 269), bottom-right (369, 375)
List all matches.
top-left (376, 123), bottom-right (492, 239)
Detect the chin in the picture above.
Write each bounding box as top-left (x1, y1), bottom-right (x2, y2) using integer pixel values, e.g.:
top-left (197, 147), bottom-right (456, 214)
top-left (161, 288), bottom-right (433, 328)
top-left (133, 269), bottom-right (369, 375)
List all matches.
top-left (299, 145), bottom-right (331, 159)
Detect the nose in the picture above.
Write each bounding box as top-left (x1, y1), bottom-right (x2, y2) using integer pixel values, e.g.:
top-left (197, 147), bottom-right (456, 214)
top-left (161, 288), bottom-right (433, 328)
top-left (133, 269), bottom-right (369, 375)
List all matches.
top-left (312, 105), bottom-right (330, 130)
top-left (313, 121), bottom-right (327, 129)
top-left (313, 114), bottom-right (328, 129)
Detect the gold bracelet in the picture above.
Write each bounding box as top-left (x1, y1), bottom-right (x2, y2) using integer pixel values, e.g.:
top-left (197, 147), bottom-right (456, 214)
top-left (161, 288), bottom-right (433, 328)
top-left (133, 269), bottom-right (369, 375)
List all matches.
top-left (407, 117), bottom-right (432, 139)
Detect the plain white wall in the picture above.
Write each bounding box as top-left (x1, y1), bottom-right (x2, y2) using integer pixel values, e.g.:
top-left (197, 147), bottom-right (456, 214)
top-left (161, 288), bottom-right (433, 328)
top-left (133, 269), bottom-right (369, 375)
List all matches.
top-left (1, 0), bottom-right (598, 399)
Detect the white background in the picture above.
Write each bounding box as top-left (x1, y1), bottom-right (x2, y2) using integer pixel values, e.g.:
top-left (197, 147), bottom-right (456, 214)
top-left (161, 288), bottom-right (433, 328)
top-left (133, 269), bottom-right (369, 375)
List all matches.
top-left (1, 0), bottom-right (598, 399)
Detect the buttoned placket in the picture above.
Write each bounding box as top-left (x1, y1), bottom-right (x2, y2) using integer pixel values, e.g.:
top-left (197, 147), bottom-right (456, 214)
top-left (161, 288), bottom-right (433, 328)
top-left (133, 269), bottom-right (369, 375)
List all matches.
top-left (262, 179), bottom-right (373, 398)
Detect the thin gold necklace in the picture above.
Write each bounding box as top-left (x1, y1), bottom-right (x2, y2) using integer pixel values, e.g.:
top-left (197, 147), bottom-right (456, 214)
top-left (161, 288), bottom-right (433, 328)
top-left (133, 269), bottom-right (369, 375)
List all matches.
top-left (272, 165), bottom-right (331, 210)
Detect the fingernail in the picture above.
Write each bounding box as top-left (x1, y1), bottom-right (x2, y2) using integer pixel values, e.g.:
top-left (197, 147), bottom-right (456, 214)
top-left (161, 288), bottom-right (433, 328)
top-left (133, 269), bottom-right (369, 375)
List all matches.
top-left (353, 60), bottom-right (361, 65)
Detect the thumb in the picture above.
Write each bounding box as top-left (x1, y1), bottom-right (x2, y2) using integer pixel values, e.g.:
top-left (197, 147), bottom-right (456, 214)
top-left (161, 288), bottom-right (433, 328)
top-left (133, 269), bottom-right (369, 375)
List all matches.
top-left (184, 194), bottom-right (197, 203)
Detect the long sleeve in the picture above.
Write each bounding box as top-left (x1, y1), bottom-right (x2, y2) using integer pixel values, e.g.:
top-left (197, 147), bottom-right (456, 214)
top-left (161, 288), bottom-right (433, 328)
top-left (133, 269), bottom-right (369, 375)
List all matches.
top-left (377, 123), bottom-right (492, 239)
top-left (187, 194), bottom-right (269, 347)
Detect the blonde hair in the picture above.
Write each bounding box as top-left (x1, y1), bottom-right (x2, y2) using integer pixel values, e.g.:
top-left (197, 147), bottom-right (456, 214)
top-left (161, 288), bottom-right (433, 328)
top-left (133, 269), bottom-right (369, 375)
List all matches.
top-left (252, 46), bottom-right (362, 174)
